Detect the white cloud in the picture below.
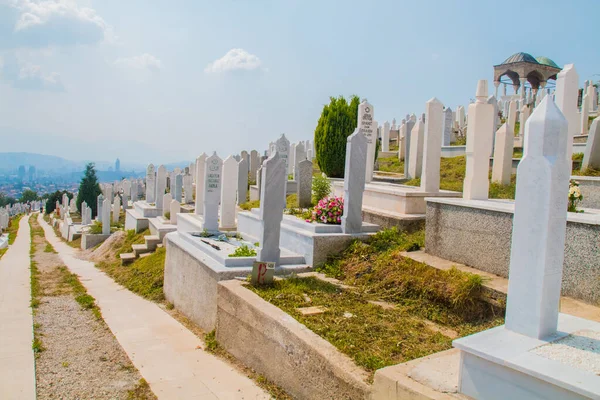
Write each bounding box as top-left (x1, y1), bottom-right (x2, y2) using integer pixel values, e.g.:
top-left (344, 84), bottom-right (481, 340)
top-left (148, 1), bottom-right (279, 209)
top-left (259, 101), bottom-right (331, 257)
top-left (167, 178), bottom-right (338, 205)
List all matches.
top-left (114, 53), bottom-right (163, 71)
top-left (0, 0), bottom-right (114, 48)
top-left (204, 48), bottom-right (263, 73)
top-left (0, 54), bottom-right (64, 91)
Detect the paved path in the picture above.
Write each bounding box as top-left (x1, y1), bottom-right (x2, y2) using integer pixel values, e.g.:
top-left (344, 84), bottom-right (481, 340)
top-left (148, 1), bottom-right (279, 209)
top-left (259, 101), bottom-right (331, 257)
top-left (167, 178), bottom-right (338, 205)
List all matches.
top-left (39, 215), bottom-right (269, 400)
top-left (0, 215), bottom-right (36, 400)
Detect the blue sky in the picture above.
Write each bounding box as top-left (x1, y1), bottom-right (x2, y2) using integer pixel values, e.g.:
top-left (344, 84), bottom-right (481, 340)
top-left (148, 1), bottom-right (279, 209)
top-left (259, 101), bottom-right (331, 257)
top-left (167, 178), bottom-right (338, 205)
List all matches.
top-left (0, 0), bottom-right (598, 166)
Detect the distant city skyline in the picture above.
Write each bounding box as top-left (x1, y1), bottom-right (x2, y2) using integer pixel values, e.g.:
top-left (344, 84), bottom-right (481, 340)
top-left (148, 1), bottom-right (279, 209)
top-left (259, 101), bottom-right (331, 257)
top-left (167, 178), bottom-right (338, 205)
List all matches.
top-left (1, 0), bottom-right (598, 164)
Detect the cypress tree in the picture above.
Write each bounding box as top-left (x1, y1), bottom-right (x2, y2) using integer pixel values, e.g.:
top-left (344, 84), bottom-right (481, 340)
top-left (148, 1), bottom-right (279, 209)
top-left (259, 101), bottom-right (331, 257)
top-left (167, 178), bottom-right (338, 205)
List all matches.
top-left (76, 163), bottom-right (102, 218)
top-left (314, 95), bottom-right (360, 178)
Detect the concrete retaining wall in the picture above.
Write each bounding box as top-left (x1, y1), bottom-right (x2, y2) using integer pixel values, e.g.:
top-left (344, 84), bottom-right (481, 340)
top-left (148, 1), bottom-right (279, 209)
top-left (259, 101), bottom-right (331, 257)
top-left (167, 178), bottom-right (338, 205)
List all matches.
top-left (216, 280), bottom-right (371, 400)
top-left (425, 199), bottom-right (600, 304)
top-left (81, 233), bottom-right (110, 250)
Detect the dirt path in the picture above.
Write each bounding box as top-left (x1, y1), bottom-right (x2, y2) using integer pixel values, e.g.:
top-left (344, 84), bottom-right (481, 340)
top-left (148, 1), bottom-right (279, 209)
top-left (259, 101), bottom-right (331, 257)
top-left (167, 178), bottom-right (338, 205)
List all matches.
top-left (30, 216), bottom-right (155, 399)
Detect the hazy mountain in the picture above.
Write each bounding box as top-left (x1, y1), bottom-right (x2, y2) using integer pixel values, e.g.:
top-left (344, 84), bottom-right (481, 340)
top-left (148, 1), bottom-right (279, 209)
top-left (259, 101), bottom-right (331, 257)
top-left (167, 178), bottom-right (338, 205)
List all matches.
top-left (0, 152), bottom-right (193, 176)
top-left (0, 152), bottom-right (85, 173)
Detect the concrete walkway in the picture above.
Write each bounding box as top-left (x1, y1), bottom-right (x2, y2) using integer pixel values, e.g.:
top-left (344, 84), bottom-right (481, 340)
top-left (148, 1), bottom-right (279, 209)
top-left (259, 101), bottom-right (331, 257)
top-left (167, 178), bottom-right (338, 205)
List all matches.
top-left (0, 215), bottom-right (36, 400)
top-left (39, 215), bottom-right (269, 400)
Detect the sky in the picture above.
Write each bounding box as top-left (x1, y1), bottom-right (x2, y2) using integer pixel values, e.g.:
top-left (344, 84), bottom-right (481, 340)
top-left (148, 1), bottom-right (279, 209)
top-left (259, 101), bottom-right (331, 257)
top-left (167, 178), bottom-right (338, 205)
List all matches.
top-left (0, 0), bottom-right (598, 167)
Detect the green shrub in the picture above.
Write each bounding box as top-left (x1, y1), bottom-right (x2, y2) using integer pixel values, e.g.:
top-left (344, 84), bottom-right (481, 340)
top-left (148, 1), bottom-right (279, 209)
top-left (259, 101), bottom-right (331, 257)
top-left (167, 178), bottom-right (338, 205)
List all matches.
top-left (312, 174), bottom-right (331, 203)
top-left (229, 244), bottom-right (257, 257)
top-left (314, 95), bottom-right (360, 178)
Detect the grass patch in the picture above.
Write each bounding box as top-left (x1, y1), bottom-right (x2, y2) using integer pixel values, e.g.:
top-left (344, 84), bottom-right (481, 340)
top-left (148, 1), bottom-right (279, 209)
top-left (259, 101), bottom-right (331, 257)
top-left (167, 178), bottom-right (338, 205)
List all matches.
top-left (377, 157), bottom-right (404, 173)
top-left (29, 216), bottom-right (44, 354)
top-left (44, 242), bottom-right (57, 253)
top-left (229, 244), bottom-right (257, 258)
top-left (240, 194), bottom-right (299, 211)
top-left (240, 199), bottom-right (260, 211)
top-left (97, 245), bottom-right (166, 302)
top-left (127, 378), bottom-right (155, 400)
top-left (404, 156), bottom-right (517, 199)
top-left (573, 167), bottom-right (600, 177)
top-left (238, 227), bottom-right (506, 376)
top-left (59, 266), bottom-right (102, 319)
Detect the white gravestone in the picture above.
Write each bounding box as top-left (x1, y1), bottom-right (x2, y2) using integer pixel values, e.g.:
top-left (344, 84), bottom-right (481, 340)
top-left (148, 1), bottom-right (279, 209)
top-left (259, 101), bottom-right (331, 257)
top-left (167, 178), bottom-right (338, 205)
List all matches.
top-left (257, 152), bottom-right (286, 265)
top-left (288, 143), bottom-right (296, 175)
top-left (146, 164), bottom-right (156, 203)
top-left (463, 80), bottom-right (494, 200)
top-left (202, 153), bottom-right (222, 231)
top-left (297, 159), bottom-right (313, 208)
top-left (169, 199), bottom-right (179, 224)
top-left (491, 123), bottom-right (514, 185)
top-left (162, 193), bottom-right (172, 219)
top-left (195, 153), bottom-right (207, 215)
top-left (174, 174), bottom-right (183, 203)
top-left (398, 119), bottom-right (407, 160)
top-left (96, 194), bottom-right (104, 221)
top-left (293, 142), bottom-right (306, 181)
top-left (122, 194), bottom-right (129, 211)
top-left (256, 166), bottom-right (262, 201)
top-left (519, 104), bottom-right (530, 139)
top-left (381, 121), bottom-right (390, 152)
top-left (505, 96), bottom-right (570, 339)
top-left (582, 117), bottom-right (600, 170)
top-left (130, 183), bottom-right (138, 203)
top-left (487, 95), bottom-right (499, 155)
top-left (403, 114), bottom-right (416, 177)
top-left (580, 93), bottom-right (590, 135)
top-left (442, 108), bottom-right (454, 146)
top-left (155, 165), bottom-right (167, 210)
top-left (237, 158), bottom-right (249, 205)
top-left (407, 119), bottom-right (425, 179)
top-left (357, 100), bottom-right (376, 183)
top-left (220, 156), bottom-right (238, 229)
top-left (250, 150), bottom-right (260, 181)
top-left (275, 134), bottom-right (290, 196)
top-left (420, 98), bottom-right (444, 192)
top-left (112, 195), bottom-right (120, 223)
top-left (341, 129), bottom-right (367, 234)
top-left (102, 198), bottom-right (111, 235)
top-left (554, 64), bottom-right (580, 160)
top-left (506, 100), bottom-right (517, 136)
top-left (69, 198), bottom-right (77, 213)
top-left (183, 174), bottom-right (193, 204)
top-left (456, 105), bottom-right (466, 129)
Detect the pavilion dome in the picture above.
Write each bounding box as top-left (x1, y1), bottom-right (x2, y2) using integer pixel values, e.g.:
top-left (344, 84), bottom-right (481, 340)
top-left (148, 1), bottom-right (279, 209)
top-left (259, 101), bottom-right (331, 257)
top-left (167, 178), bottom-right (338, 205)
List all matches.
top-left (535, 56), bottom-right (560, 69)
top-left (500, 52), bottom-right (539, 65)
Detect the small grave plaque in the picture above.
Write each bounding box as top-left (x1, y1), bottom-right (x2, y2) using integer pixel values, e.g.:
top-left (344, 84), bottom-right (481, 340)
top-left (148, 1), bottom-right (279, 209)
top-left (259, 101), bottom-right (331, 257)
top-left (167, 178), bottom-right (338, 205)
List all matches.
top-left (251, 261), bottom-right (275, 285)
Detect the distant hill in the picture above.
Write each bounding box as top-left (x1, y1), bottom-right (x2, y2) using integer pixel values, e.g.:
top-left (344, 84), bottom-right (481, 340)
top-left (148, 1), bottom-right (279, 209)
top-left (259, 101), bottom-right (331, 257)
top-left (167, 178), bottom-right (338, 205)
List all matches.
top-left (0, 152), bottom-right (85, 173)
top-left (0, 152), bottom-right (193, 179)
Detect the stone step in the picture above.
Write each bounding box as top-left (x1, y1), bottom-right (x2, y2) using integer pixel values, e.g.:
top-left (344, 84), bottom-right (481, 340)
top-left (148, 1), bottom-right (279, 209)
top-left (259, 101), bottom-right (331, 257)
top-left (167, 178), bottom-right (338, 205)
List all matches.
top-left (144, 235), bottom-right (161, 250)
top-left (120, 252), bottom-right (136, 265)
top-left (139, 252), bottom-right (153, 259)
top-left (131, 243), bottom-right (151, 257)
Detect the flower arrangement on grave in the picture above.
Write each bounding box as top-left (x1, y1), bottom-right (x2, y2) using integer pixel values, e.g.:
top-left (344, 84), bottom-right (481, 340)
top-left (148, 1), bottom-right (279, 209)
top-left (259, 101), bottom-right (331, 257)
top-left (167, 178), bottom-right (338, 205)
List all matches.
top-left (307, 196), bottom-right (344, 224)
top-left (568, 180), bottom-right (584, 213)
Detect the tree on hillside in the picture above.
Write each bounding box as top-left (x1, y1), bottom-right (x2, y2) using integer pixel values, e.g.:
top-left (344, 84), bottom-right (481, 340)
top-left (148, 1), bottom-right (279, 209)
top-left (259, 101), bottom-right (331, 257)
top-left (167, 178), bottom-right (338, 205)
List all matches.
top-left (76, 163), bottom-right (102, 218)
top-left (45, 191), bottom-right (73, 214)
top-left (314, 95), bottom-right (360, 178)
top-left (20, 189), bottom-right (39, 203)
top-left (0, 193), bottom-right (16, 207)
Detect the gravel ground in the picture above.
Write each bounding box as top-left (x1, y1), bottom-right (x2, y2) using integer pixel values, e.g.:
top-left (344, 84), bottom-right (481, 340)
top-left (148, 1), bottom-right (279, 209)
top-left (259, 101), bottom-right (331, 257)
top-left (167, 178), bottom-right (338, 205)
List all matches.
top-left (31, 220), bottom-right (155, 399)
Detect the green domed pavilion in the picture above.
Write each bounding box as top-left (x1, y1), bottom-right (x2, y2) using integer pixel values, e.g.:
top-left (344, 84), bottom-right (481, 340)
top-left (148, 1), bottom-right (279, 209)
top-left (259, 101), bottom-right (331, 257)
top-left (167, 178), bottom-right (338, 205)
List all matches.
top-left (493, 52), bottom-right (561, 94)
